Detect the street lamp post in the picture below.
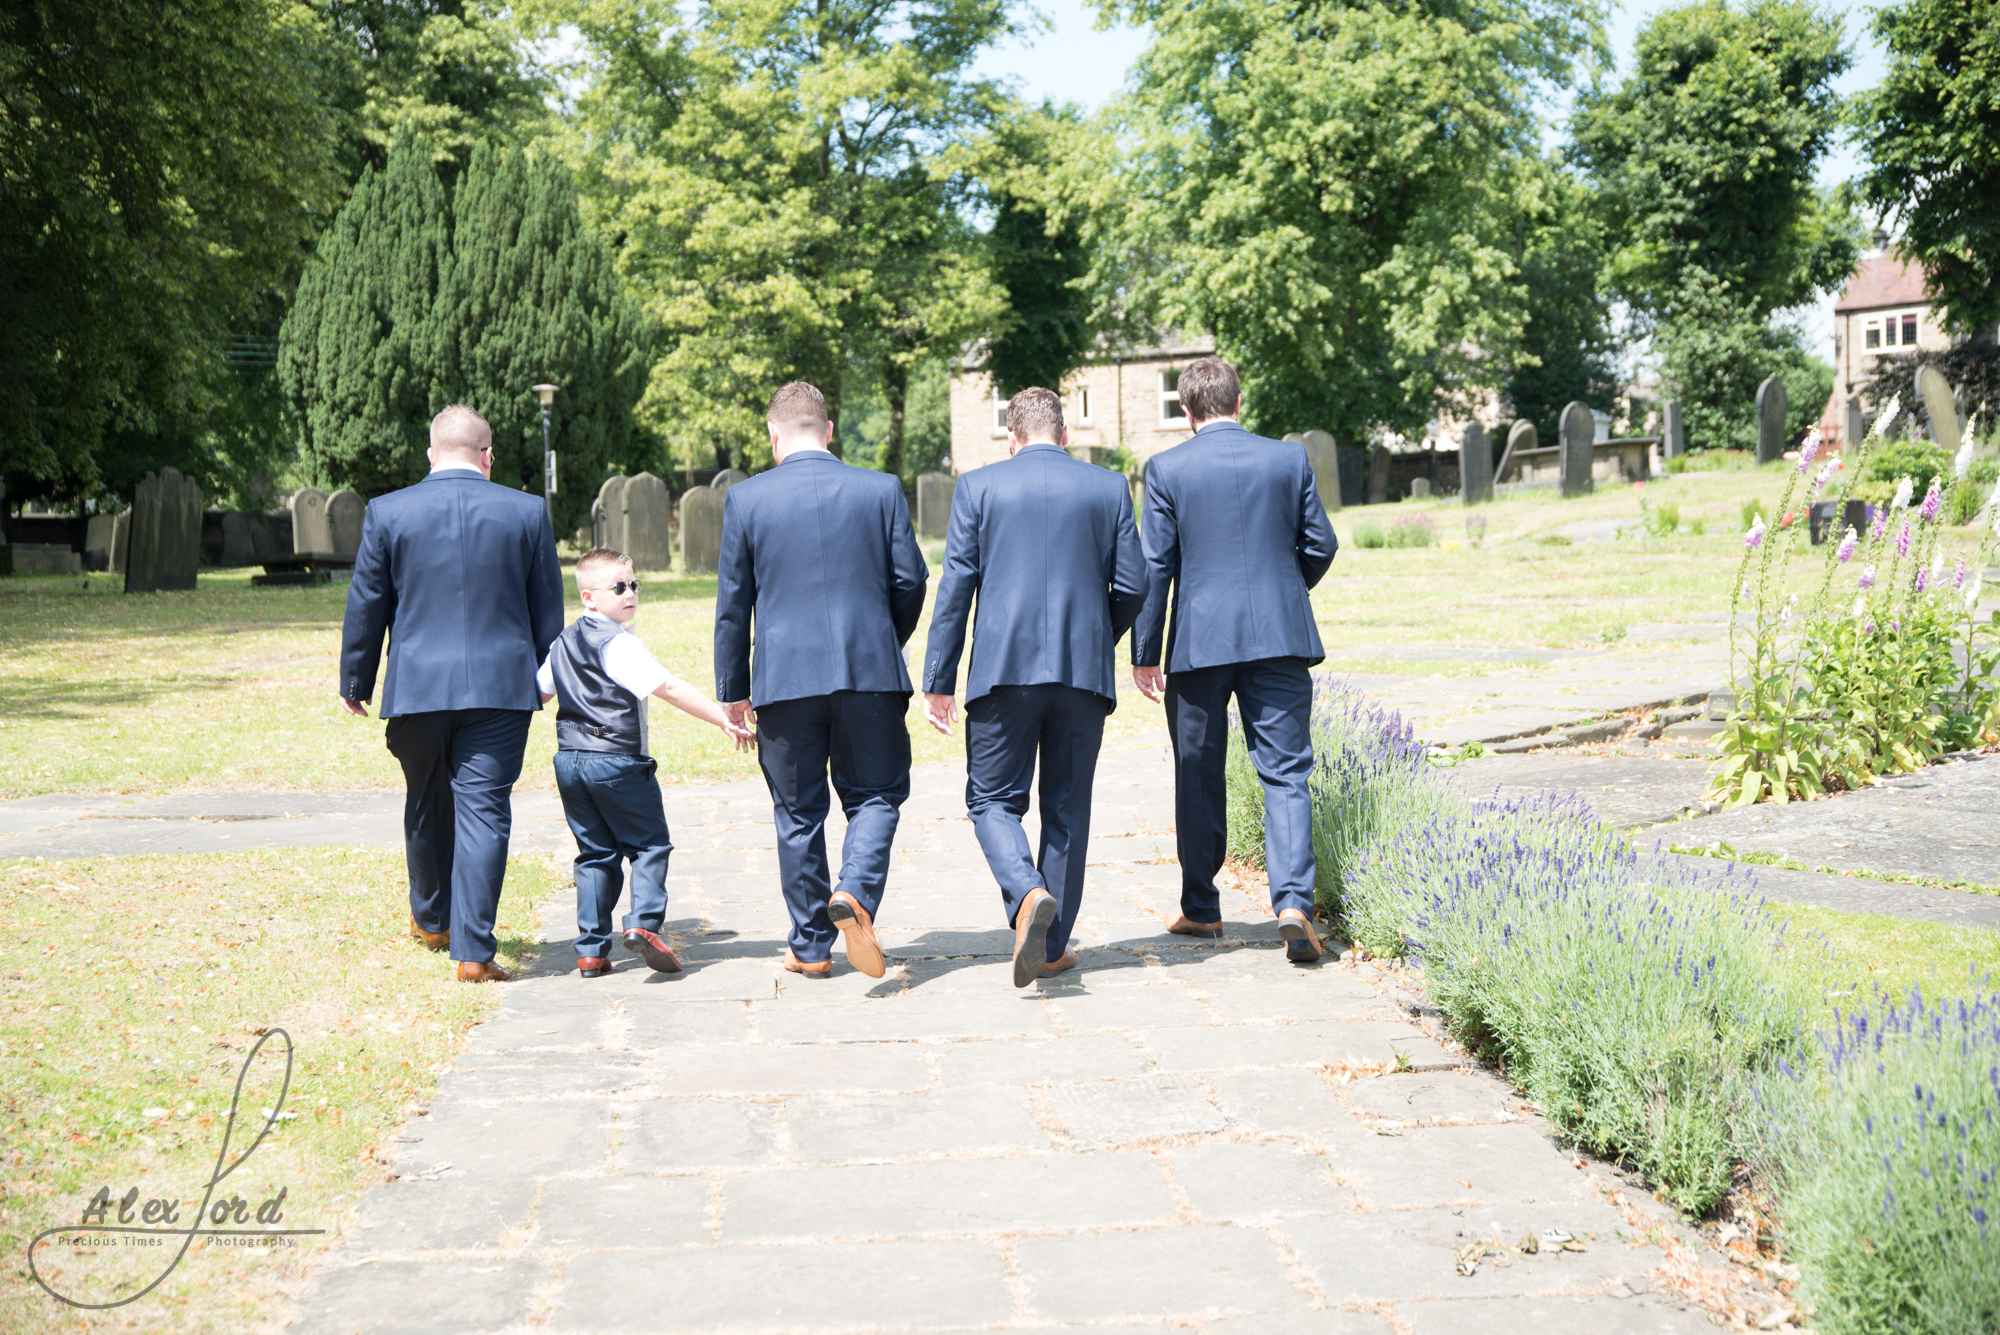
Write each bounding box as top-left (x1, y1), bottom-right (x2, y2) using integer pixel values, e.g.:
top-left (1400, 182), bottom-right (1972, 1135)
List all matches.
top-left (533, 383), bottom-right (560, 530)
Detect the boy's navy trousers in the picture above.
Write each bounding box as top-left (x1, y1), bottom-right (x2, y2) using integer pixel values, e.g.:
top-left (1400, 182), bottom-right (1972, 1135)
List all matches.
top-left (553, 750), bottom-right (674, 959)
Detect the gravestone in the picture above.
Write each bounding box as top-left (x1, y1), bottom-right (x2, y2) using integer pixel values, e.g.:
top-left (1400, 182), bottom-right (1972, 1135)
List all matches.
top-left (594, 475), bottom-right (627, 552)
top-left (85, 515), bottom-right (119, 571)
top-left (1300, 430), bottom-right (1341, 513)
top-left (1367, 445), bottom-right (1391, 504)
top-left (1282, 432), bottom-right (1304, 443)
top-left (1662, 400), bottom-right (1684, 458)
top-left (621, 472), bottom-right (673, 571)
top-left (1459, 422), bottom-right (1492, 505)
top-left (110, 510), bottom-right (131, 574)
top-left (1558, 402), bottom-right (1595, 497)
top-left (1409, 478), bottom-right (1431, 500)
top-left (220, 512), bottom-right (257, 566)
top-left (678, 486), bottom-right (725, 575)
top-left (1755, 376), bottom-right (1787, 465)
top-left (1917, 366), bottom-right (1961, 456)
top-left (1498, 420), bottom-right (1536, 484)
top-left (290, 486), bottom-right (331, 554)
top-left (8, 544), bottom-right (81, 575)
top-left (249, 515), bottom-right (277, 562)
top-left (711, 468), bottom-right (749, 493)
top-left (125, 468), bottom-right (203, 593)
top-left (916, 472), bottom-right (955, 539)
top-left (327, 490), bottom-right (365, 556)
top-left (1844, 394), bottom-right (1865, 449)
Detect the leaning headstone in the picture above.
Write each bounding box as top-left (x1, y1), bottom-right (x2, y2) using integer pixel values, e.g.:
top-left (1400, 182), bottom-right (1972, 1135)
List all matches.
top-left (1367, 445), bottom-right (1391, 504)
top-left (220, 512), bottom-right (257, 566)
top-left (1459, 422), bottom-right (1491, 505)
top-left (1300, 430), bottom-right (1341, 513)
top-left (916, 472), bottom-right (955, 539)
top-left (1662, 400), bottom-right (1684, 458)
top-left (85, 515), bottom-right (119, 572)
top-left (290, 486), bottom-right (331, 554)
top-left (327, 489), bottom-right (365, 556)
top-left (594, 475), bottom-right (627, 552)
top-left (1844, 394), bottom-right (1865, 449)
top-left (711, 468), bottom-right (749, 493)
top-left (1558, 403), bottom-right (1595, 497)
top-left (110, 509), bottom-right (131, 574)
top-left (1755, 376), bottom-right (1787, 465)
top-left (678, 486), bottom-right (725, 575)
top-left (1917, 365), bottom-right (1962, 456)
top-left (621, 472), bottom-right (673, 571)
top-left (125, 468), bottom-right (203, 593)
top-left (1498, 420), bottom-right (1536, 484)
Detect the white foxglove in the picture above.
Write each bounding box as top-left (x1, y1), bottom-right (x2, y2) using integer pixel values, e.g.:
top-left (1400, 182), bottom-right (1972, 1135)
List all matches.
top-left (1892, 476), bottom-right (1914, 510)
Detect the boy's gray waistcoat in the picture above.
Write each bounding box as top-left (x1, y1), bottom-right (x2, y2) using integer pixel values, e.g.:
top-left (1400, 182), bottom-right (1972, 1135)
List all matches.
top-left (549, 617), bottom-right (646, 755)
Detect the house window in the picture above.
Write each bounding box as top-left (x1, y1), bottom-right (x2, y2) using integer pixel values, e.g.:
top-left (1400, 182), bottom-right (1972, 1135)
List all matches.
top-left (1075, 386), bottom-right (1093, 426)
top-left (1160, 369), bottom-right (1184, 422)
top-left (992, 393), bottom-right (1008, 434)
top-left (1865, 322), bottom-right (1881, 350)
top-left (1902, 312), bottom-right (1919, 345)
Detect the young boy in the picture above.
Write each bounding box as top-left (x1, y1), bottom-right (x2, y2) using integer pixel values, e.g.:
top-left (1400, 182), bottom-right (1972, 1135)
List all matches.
top-left (539, 548), bottom-right (752, 978)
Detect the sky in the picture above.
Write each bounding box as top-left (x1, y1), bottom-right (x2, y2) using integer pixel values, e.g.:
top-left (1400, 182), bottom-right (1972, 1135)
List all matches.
top-left (972, 0), bottom-right (1902, 360)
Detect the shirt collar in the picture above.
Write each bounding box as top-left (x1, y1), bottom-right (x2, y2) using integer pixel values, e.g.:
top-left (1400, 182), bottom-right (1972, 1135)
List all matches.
top-left (1015, 441), bottom-right (1065, 455)
top-left (1194, 419), bottom-right (1241, 433)
top-left (582, 610), bottom-right (629, 632)
top-left (429, 463), bottom-right (484, 476)
top-left (779, 448), bottom-right (835, 464)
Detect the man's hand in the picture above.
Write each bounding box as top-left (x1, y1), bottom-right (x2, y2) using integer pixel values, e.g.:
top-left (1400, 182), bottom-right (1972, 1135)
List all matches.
top-left (722, 718), bottom-right (757, 752)
top-left (923, 692), bottom-right (956, 735)
top-left (337, 695), bottom-right (370, 717)
top-left (724, 700), bottom-right (756, 735)
top-left (1133, 667), bottom-right (1165, 703)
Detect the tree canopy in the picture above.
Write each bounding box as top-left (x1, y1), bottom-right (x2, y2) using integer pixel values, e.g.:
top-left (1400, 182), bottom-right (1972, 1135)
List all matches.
top-left (1850, 0), bottom-right (2000, 340)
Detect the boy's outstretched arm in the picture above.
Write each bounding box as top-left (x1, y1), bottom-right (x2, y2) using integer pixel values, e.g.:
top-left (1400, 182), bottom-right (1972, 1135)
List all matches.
top-left (654, 677), bottom-right (756, 751)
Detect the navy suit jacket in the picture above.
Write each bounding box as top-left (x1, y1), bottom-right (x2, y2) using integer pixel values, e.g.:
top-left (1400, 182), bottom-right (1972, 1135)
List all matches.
top-left (1131, 422), bottom-right (1337, 672)
top-left (714, 450), bottom-right (929, 708)
top-left (922, 443), bottom-right (1147, 708)
top-left (340, 469), bottom-right (566, 717)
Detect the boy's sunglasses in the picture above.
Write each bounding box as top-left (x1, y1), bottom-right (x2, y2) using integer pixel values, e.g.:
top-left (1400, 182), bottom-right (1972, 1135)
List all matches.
top-left (592, 581), bottom-right (640, 595)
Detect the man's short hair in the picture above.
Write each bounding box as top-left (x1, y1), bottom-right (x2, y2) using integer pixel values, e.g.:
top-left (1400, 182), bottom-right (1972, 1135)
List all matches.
top-left (767, 381), bottom-right (829, 440)
top-left (1005, 387), bottom-right (1064, 442)
top-left (576, 548), bottom-right (633, 589)
top-left (1177, 358), bottom-right (1240, 422)
top-left (430, 404), bottom-right (491, 455)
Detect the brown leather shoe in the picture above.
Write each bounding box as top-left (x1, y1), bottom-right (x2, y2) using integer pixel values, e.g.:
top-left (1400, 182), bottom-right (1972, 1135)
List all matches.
top-left (1167, 914), bottom-right (1224, 939)
top-left (456, 961), bottom-right (511, 983)
top-left (1277, 908), bottom-right (1323, 963)
top-left (1041, 952), bottom-right (1078, 976)
top-left (1012, 888), bottom-right (1058, 989)
top-left (623, 928), bottom-right (682, 974)
top-left (827, 890), bottom-right (886, 979)
top-left (408, 917), bottom-right (449, 951)
top-left (578, 956), bottom-right (611, 978)
top-left (783, 948), bottom-right (832, 977)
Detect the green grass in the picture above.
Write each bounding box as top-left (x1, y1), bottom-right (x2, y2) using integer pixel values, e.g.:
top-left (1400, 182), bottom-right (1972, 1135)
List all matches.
top-left (1769, 903), bottom-right (2000, 1021)
top-left (0, 848), bottom-right (564, 1332)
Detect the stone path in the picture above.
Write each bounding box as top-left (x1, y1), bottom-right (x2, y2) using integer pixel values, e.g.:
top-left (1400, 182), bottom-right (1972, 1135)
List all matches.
top-left (284, 740), bottom-right (1735, 1335)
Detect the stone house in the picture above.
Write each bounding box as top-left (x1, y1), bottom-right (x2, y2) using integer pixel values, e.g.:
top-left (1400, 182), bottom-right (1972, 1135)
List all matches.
top-left (948, 336), bottom-right (1215, 474)
top-left (1827, 229), bottom-right (1954, 445)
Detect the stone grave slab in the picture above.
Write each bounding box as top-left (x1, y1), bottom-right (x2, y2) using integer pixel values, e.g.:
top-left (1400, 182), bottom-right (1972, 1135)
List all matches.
top-left (593, 473), bottom-right (627, 552)
top-left (290, 485), bottom-right (330, 553)
top-left (125, 467), bottom-right (202, 592)
top-left (1460, 421), bottom-right (1491, 504)
top-left (1558, 402), bottom-right (1594, 498)
top-left (1302, 429), bottom-right (1341, 512)
top-left (1755, 375), bottom-right (1788, 464)
top-left (677, 485), bottom-right (724, 575)
top-left (1662, 398), bottom-right (1684, 457)
top-left (621, 471), bottom-right (673, 571)
top-left (327, 488), bottom-right (365, 555)
top-left (916, 470), bottom-right (954, 539)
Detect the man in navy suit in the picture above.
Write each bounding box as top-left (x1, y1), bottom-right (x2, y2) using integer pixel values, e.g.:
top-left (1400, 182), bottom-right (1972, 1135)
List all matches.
top-left (921, 388), bottom-right (1147, 987)
top-left (715, 382), bottom-right (928, 979)
top-left (1131, 358), bottom-right (1337, 962)
top-left (339, 406), bottom-right (566, 982)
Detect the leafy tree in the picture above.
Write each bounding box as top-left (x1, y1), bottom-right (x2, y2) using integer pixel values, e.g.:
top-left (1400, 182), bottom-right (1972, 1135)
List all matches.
top-left (0, 0), bottom-right (341, 506)
top-left (981, 110), bottom-right (1094, 400)
top-left (1076, 0), bottom-right (1605, 444)
top-left (278, 136), bottom-right (645, 532)
top-left (1849, 0), bottom-right (2000, 340)
top-left (1505, 169), bottom-right (1621, 446)
top-left (1651, 271), bottom-right (1829, 451)
top-left (551, 0), bottom-right (1009, 473)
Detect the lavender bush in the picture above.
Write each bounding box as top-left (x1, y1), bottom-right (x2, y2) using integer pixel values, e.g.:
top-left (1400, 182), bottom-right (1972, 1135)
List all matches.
top-left (1344, 795), bottom-right (1808, 1211)
top-left (1758, 988), bottom-right (2000, 1333)
top-left (1224, 678), bottom-right (1456, 916)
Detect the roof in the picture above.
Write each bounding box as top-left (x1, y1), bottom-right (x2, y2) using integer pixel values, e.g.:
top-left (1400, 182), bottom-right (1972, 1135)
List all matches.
top-left (1835, 251), bottom-right (1931, 314)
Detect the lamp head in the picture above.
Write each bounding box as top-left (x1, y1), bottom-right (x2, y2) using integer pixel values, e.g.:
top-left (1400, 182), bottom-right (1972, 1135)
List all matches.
top-left (533, 383), bottom-right (560, 408)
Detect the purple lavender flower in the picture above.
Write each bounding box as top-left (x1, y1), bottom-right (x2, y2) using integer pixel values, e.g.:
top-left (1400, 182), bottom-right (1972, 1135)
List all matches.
top-left (1956, 558), bottom-right (1968, 590)
top-left (1836, 527), bottom-right (1858, 562)
top-left (1812, 460), bottom-right (1836, 495)
top-left (1916, 566), bottom-right (1929, 593)
top-left (1920, 478), bottom-right (1943, 524)
top-left (1896, 522), bottom-right (1912, 558)
top-left (1797, 437), bottom-right (1820, 471)
top-left (1745, 515), bottom-right (1766, 550)
top-left (1871, 506), bottom-right (1888, 541)
top-left (1860, 564), bottom-right (1876, 590)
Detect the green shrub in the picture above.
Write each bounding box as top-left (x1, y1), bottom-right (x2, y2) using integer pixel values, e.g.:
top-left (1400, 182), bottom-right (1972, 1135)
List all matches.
top-left (1688, 516), bottom-right (1707, 536)
top-left (1757, 987), bottom-right (2000, 1333)
top-left (1352, 518), bottom-right (1387, 548)
top-left (1386, 514), bottom-right (1436, 548)
top-left (1642, 498), bottom-right (1680, 537)
top-left (1345, 794), bottom-right (1809, 1211)
top-left (1741, 496), bottom-right (1768, 531)
top-left (1863, 437), bottom-right (1951, 492)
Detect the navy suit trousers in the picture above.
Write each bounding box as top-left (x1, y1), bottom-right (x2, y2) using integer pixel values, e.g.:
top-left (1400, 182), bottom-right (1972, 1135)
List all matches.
top-left (553, 751), bottom-right (674, 959)
top-left (755, 691), bottom-right (911, 962)
top-left (964, 683), bottom-right (1109, 963)
top-left (1165, 660), bottom-right (1316, 920)
top-left (384, 708), bottom-right (533, 963)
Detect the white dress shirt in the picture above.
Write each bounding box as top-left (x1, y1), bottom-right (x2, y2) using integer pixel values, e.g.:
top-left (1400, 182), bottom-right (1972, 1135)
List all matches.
top-left (536, 613), bottom-right (682, 757)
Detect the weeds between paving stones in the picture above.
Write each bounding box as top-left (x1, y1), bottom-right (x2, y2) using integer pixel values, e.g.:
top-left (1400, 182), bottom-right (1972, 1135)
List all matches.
top-left (0, 848), bottom-right (564, 1335)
